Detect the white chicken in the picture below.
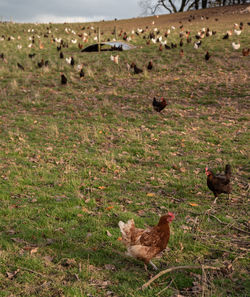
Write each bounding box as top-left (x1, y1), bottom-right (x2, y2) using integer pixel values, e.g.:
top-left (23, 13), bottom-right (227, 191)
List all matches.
top-left (234, 29), bottom-right (241, 36)
top-left (66, 57), bottom-right (72, 64)
top-left (76, 64), bottom-right (83, 71)
top-left (194, 41), bottom-right (201, 49)
top-left (232, 42), bottom-right (240, 50)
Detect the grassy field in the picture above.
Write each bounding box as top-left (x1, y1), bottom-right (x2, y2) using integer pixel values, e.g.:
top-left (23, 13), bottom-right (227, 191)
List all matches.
top-left (0, 4), bottom-right (249, 297)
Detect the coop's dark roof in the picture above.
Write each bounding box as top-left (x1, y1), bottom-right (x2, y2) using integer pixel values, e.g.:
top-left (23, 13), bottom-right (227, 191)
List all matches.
top-left (81, 41), bottom-right (136, 52)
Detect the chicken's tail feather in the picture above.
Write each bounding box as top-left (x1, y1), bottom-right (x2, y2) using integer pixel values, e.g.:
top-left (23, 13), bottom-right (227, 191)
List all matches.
top-left (118, 219), bottom-right (134, 240)
top-left (118, 221), bottom-right (125, 234)
top-left (152, 97), bottom-right (157, 106)
top-left (225, 164), bottom-right (231, 178)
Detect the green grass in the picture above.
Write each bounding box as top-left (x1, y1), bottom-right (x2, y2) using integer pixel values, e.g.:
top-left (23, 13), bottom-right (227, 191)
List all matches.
top-left (0, 6), bottom-right (249, 297)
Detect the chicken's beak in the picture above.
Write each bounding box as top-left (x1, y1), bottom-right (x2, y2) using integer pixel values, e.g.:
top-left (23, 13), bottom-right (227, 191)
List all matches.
top-left (167, 212), bottom-right (175, 221)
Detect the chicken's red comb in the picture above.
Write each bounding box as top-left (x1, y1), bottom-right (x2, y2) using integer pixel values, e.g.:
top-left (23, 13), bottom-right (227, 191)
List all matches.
top-left (168, 212), bottom-right (175, 218)
top-left (205, 167), bottom-right (209, 171)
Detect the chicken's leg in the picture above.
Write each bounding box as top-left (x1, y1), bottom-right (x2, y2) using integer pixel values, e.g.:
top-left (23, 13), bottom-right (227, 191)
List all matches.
top-left (213, 194), bottom-right (218, 204)
top-left (149, 260), bottom-right (158, 270)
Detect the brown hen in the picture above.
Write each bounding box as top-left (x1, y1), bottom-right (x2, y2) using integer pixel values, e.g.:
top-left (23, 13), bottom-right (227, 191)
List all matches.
top-left (118, 213), bottom-right (175, 270)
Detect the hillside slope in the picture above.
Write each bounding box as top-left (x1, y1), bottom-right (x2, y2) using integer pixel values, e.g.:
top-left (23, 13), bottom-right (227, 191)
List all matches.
top-left (0, 4), bottom-right (249, 297)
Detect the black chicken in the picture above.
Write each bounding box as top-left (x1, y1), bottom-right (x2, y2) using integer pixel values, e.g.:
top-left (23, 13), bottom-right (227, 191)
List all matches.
top-left (37, 59), bottom-right (44, 68)
top-left (61, 74), bottom-right (67, 85)
top-left (70, 57), bottom-right (75, 66)
top-left (223, 33), bottom-right (229, 40)
top-left (205, 51), bottom-right (211, 61)
top-left (28, 53), bottom-right (36, 58)
top-left (80, 68), bottom-right (85, 78)
top-left (17, 63), bottom-right (24, 70)
top-left (147, 61), bottom-right (153, 70)
top-left (152, 97), bottom-right (167, 112)
top-left (205, 164), bottom-right (232, 203)
top-left (131, 63), bottom-right (143, 74)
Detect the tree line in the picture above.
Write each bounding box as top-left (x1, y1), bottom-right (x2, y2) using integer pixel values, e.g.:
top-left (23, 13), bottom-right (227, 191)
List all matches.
top-left (138, 0), bottom-right (248, 15)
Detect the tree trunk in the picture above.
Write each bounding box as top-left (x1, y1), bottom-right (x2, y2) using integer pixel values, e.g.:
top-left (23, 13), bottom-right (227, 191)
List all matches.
top-left (202, 0), bottom-right (208, 9)
top-left (195, 0), bottom-right (199, 10)
top-left (179, 0), bottom-right (188, 12)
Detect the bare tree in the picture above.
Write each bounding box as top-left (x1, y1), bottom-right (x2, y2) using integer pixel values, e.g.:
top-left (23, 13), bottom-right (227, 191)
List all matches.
top-left (208, 0), bottom-right (248, 7)
top-left (138, 0), bottom-right (200, 14)
top-left (138, 0), bottom-right (248, 15)
top-left (138, 0), bottom-right (157, 15)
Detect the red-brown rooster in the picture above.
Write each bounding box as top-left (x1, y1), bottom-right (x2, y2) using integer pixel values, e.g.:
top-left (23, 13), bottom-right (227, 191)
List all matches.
top-left (205, 164), bottom-right (232, 203)
top-left (118, 212), bottom-right (175, 270)
top-left (152, 97), bottom-right (167, 112)
top-left (242, 48), bottom-right (249, 57)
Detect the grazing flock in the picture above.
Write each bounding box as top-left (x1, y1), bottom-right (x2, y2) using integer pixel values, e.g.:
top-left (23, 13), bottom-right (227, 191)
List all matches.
top-left (0, 15), bottom-right (249, 89)
top-left (0, 11), bottom-right (248, 272)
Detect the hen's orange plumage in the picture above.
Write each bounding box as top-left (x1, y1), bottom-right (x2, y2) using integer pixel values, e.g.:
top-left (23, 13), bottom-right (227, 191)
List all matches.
top-left (118, 213), bottom-right (175, 270)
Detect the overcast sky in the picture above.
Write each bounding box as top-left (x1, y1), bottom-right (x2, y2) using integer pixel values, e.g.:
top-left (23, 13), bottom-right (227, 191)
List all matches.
top-left (0, 0), bottom-right (143, 23)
